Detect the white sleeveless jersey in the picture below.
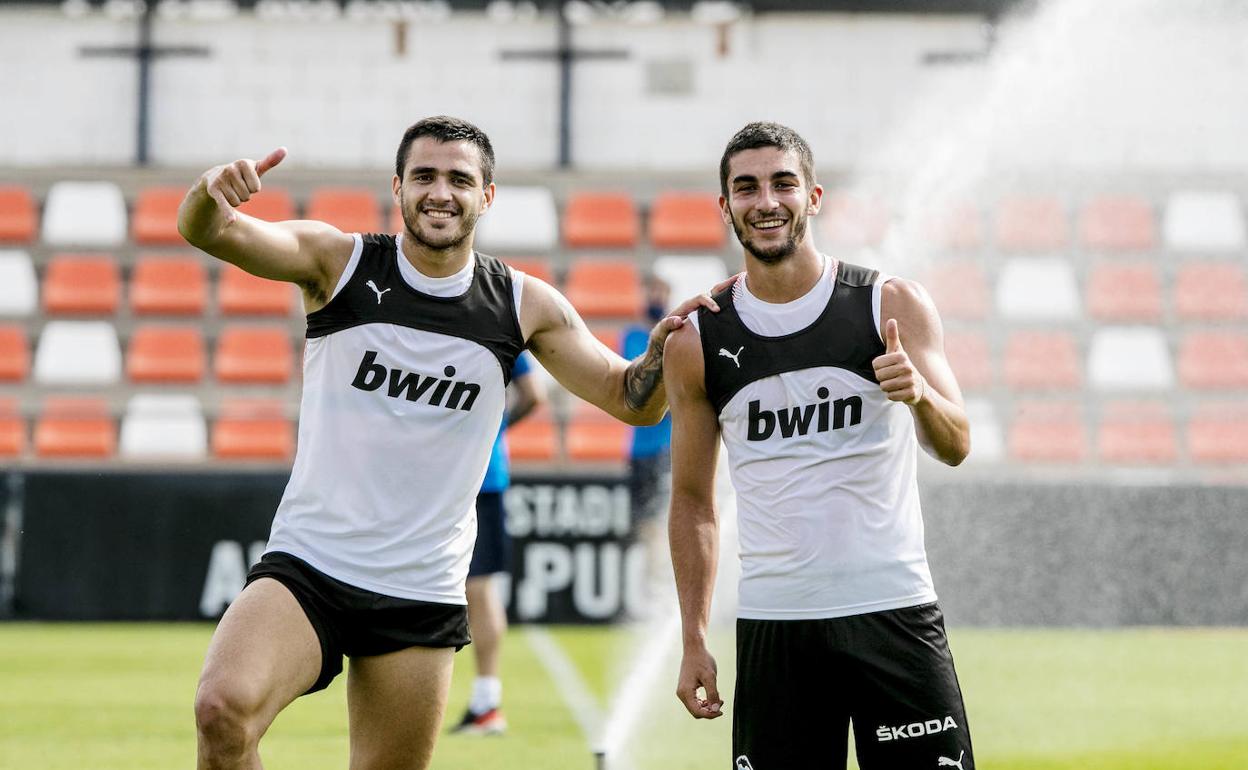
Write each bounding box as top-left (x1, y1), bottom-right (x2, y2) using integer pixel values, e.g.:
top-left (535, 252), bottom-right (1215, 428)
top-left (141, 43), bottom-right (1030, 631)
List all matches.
top-left (264, 233), bottom-right (526, 604)
top-left (692, 258), bottom-right (936, 620)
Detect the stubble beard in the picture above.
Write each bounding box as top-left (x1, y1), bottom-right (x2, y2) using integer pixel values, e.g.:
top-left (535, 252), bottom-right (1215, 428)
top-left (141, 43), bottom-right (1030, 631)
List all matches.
top-left (401, 192), bottom-right (479, 253)
top-left (733, 212), bottom-right (807, 265)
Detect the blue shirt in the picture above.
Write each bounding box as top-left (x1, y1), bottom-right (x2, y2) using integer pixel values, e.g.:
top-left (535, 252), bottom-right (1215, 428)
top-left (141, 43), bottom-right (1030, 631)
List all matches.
top-left (479, 352), bottom-right (533, 493)
top-left (622, 326), bottom-right (672, 458)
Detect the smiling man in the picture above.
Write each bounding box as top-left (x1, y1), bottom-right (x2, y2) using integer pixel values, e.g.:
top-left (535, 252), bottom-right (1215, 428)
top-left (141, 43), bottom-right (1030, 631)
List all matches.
top-left (179, 116), bottom-right (720, 770)
top-left (665, 122), bottom-right (976, 769)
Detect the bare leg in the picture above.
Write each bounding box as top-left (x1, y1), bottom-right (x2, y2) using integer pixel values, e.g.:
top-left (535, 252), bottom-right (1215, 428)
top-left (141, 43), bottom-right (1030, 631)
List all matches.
top-left (346, 646), bottom-right (455, 770)
top-left (195, 578), bottom-right (322, 770)
top-left (466, 575), bottom-right (506, 679)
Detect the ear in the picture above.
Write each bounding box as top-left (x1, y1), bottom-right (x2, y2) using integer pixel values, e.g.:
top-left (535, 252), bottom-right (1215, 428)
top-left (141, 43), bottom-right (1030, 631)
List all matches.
top-left (807, 183), bottom-right (824, 216)
top-left (719, 194), bottom-right (733, 227)
top-left (391, 174), bottom-right (402, 206)
top-left (480, 181), bottom-right (496, 214)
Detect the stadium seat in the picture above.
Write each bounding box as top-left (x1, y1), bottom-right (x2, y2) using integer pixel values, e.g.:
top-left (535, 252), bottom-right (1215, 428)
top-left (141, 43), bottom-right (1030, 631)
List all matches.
top-left (1174, 262), bottom-right (1247, 320)
top-left (1188, 403), bottom-right (1248, 463)
top-left (214, 326), bottom-right (294, 383)
top-left (1178, 331), bottom-right (1248, 390)
top-left (0, 325), bottom-right (30, 382)
top-left (995, 196), bottom-right (1068, 252)
top-left (506, 405), bottom-right (558, 462)
top-left (503, 257), bottom-right (556, 287)
top-left (41, 181), bottom-right (128, 247)
top-left (565, 400), bottom-right (629, 462)
top-left (211, 398), bottom-right (295, 461)
top-left (1097, 401), bottom-right (1178, 464)
top-left (995, 258), bottom-right (1080, 321)
top-left (0, 185), bottom-right (37, 243)
top-left (237, 187), bottom-right (296, 222)
top-left (942, 330), bottom-right (992, 391)
top-left (923, 200), bottom-right (982, 251)
top-left (963, 398), bottom-right (1004, 463)
top-left (1085, 261), bottom-right (1162, 322)
top-left (1079, 196), bottom-right (1156, 252)
top-left (922, 261), bottom-right (990, 320)
top-left (119, 394), bottom-right (208, 460)
top-left (1004, 331), bottom-right (1080, 390)
top-left (217, 263), bottom-right (296, 316)
top-left (648, 192), bottom-right (726, 250)
top-left (1087, 327), bottom-right (1174, 391)
top-left (34, 397), bottom-right (115, 458)
top-left (33, 321), bottom-right (122, 385)
top-left (1162, 190), bottom-right (1246, 253)
top-left (652, 255), bottom-right (730, 309)
top-left (0, 250), bottom-right (38, 316)
top-left (564, 259), bottom-right (643, 318)
top-left (1008, 401), bottom-right (1087, 463)
top-left (475, 186), bottom-right (559, 253)
top-left (131, 186), bottom-right (188, 245)
top-left (42, 253), bottom-right (121, 315)
top-left (562, 192), bottom-right (639, 249)
top-left (0, 399), bottom-right (23, 458)
top-left (130, 256), bottom-right (208, 316)
top-left (821, 193), bottom-right (890, 248)
top-left (306, 187), bottom-right (382, 233)
top-left (126, 326), bottom-right (206, 383)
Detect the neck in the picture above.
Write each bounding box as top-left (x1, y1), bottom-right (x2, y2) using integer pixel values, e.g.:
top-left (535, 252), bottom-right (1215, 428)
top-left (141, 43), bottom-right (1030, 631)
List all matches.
top-left (399, 232), bottom-right (474, 278)
top-left (742, 242), bottom-right (826, 303)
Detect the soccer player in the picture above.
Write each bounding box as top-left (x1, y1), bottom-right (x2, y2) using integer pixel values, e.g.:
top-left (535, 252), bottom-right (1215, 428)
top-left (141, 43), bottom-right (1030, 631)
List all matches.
top-left (664, 122), bottom-right (975, 770)
top-left (180, 116), bottom-right (720, 770)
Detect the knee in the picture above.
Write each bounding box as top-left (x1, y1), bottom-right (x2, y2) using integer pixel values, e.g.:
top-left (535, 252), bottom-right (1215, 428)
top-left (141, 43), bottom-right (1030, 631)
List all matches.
top-left (194, 680), bottom-right (262, 759)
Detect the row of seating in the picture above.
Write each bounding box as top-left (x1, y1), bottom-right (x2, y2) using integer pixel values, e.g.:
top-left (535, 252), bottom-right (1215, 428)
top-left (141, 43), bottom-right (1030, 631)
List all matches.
top-left (5, 182), bottom-right (1248, 253)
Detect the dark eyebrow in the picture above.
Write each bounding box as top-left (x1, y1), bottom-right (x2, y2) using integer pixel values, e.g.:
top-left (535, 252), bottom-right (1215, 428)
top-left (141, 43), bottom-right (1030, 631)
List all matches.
top-left (731, 174), bottom-right (759, 186)
top-left (407, 166), bottom-right (480, 184)
top-left (771, 170), bottom-right (800, 181)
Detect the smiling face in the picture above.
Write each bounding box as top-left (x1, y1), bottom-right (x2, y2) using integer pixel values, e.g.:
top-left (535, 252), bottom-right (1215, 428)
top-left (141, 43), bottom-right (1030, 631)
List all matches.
top-left (392, 137), bottom-right (494, 253)
top-left (720, 146), bottom-right (822, 264)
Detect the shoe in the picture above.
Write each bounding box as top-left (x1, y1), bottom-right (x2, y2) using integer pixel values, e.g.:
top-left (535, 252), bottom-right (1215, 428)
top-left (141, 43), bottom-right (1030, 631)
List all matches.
top-left (449, 707), bottom-right (507, 736)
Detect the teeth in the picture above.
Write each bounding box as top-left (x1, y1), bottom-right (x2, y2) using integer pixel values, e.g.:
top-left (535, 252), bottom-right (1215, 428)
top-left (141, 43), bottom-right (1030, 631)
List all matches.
top-left (424, 210), bottom-right (455, 219)
top-left (753, 219), bottom-right (785, 229)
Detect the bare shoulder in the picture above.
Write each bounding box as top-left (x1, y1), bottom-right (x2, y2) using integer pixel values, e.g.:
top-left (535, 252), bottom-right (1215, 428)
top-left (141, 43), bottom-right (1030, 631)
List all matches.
top-left (518, 272), bottom-right (578, 344)
top-left (880, 275), bottom-right (936, 311)
top-left (663, 322), bottom-right (705, 391)
top-left (880, 275), bottom-right (943, 342)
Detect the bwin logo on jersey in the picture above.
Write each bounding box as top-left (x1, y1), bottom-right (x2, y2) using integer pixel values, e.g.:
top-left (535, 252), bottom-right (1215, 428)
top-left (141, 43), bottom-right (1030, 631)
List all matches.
top-left (747, 387), bottom-right (863, 441)
top-left (875, 715), bottom-right (958, 742)
top-left (351, 350), bottom-right (481, 411)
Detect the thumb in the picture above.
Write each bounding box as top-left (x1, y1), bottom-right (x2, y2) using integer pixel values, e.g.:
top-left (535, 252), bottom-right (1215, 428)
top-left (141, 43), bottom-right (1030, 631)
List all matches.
top-left (885, 318), bottom-right (902, 353)
top-left (256, 146), bottom-right (287, 176)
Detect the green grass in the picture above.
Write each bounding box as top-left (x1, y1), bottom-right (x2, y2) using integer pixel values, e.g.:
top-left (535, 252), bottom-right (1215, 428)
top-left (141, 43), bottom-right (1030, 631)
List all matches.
top-left (1, 623), bottom-right (1245, 769)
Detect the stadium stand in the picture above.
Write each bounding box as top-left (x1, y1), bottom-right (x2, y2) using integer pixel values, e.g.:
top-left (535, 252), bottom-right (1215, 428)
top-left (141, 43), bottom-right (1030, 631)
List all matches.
top-left (821, 193), bottom-right (889, 248)
top-left (0, 325), bottom-right (29, 382)
top-left (1085, 261), bottom-right (1163, 321)
top-left (0, 185), bottom-right (37, 243)
top-left (648, 192), bottom-right (726, 250)
top-left (42, 254), bottom-right (121, 315)
top-left (1087, 327), bottom-right (1174, 391)
top-left (118, 394), bottom-right (208, 460)
top-left (236, 187), bottom-right (297, 222)
top-left (995, 195), bottom-right (1068, 252)
top-left (34, 397), bottom-right (116, 458)
top-left (131, 187), bottom-right (188, 245)
top-left (506, 404), bottom-right (559, 462)
top-left (923, 260), bottom-right (990, 320)
top-left (306, 187), bottom-right (382, 233)
top-left (995, 257), bottom-right (1080, 321)
top-left (33, 321), bottom-right (122, 386)
top-left (1174, 261), bottom-right (1247, 320)
top-left (129, 256), bottom-right (208, 316)
top-left (1004, 330), bottom-right (1081, 391)
top-left (564, 258), bottom-right (643, 318)
top-left (0, 250), bottom-right (37, 316)
top-left (475, 186), bottom-right (560, 253)
top-left (217, 263), bottom-right (296, 316)
top-left (923, 200), bottom-right (982, 251)
top-left (126, 326), bottom-right (206, 384)
top-left (564, 399), bottom-right (630, 462)
top-left (1162, 190), bottom-right (1246, 252)
top-left (0, 398), bottom-right (23, 457)
top-left (1178, 331), bottom-right (1248, 390)
top-left (1079, 195), bottom-right (1156, 252)
top-left (942, 330), bottom-right (992, 392)
top-left (962, 399), bottom-right (1004, 463)
top-left (211, 398), bottom-right (295, 461)
top-left (652, 255), bottom-right (730, 310)
top-left (1008, 401), bottom-right (1088, 462)
top-left (1096, 400), bottom-right (1178, 464)
top-left (213, 325), bottom-right (294, 384)
top-left (502, 257), bottom-right (556, 287)
top-left (1187, 402), bottom-right (1248, 463)
top-left (562, 192), bottom-right (639, 249)
top-left (41, 181), bottom-right (127, 247)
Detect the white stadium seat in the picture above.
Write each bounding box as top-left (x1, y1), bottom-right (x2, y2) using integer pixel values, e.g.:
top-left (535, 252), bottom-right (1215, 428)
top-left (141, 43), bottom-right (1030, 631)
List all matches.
top-left (652, 255), bottom-right (730, 310)
top-left (1088, 327), bottom-right (1174, 391)
top-left (41, 181), bottom-right (128, 247)
top-left (119, 394), bottom-right (208, 460)
top-left (474, 186), bottom-right (558, 253)
top-left (995, 257), bottom-right (1081, 321)
top-left (1162, 190), bottom-right (1246, 252)
top-left (964, 398), bottom-right (1005, 463)
top-left (0, 250), bottom-right (38, 316)
top-left (33, 321), bottom-right (122, 385)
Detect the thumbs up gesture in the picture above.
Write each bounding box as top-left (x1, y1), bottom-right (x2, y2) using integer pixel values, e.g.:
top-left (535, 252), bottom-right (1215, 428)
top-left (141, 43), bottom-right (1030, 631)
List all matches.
top-left (872, 318), bottom-right (926, 406)
top-left (202, 147), bottom-right (287, 225)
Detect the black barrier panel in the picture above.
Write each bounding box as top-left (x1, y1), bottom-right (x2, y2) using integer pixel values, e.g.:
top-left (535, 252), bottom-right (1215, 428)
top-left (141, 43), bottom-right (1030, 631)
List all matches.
top-left (15, 471), bottom-right (284, 620)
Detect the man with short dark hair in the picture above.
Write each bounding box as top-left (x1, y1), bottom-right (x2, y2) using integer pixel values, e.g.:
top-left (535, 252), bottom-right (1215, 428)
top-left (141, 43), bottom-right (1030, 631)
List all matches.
top-left (666, 121), bottom-right (975, 769)
top-left (180, 115), bottom-right (721, 770)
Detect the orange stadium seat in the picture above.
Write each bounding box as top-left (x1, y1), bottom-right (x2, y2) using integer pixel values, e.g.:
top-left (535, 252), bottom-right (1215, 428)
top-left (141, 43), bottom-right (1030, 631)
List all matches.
top-left (564, 259), bottom-right (642, 318)
top-left (1178, 331), bottom-right (1248, 390)
top-left (995, 196), bottom-right (1068, 252)
top-left (212, 398), bottom-right (295, 460)
top-left (131, 187), bottom-right (187, 245)
top-left (506, 405), bottom-right (559, 462)
top-left (921, 261), bottom-right (990, 320)
top-left (1188, 403), bottom-right (1248, 463)
top-left (34, 397), bottom-right (115, 458)
top-left (1009, 401), bottom-right (1087, 462)
top-left (0, 399), bottom-right (23, 457)
top-left (0, 185), bottom-right (37, 243)
top-left (649, 192), bottom-right (726, 250)
top-left (1085, 261), bottom-right (1162, 321)
top-left (1174, 262), bottom-right (1248, 320)
top-left (1004, 331), bottom-right (1081, 390)
top-left (942, 330), bottom-right (991, 391)
top-left (563, 192), bottom-right (639, 249)
top-left (306, 187), bottom-right (382, 233)
top-left (924, 200), bottom-right (983, 251)
top-left (214, 326), bottom-right (294, 384)
top-left (821, 193), bottom-right (889, 248)
top-left (1097, 401), bottom-right (1177, 464)
top-left (503, 257), bottom-right (556, 287)
top-left (130, 256), bottom-right (208, 316)
top-left (565, 401), bottom-right (629, 462)
top-left (217, 263), bottom-right (295, 316)
top-left (126, 326), bottom-right (206, 384)
top-left (0, 325), bottom-right (30, 382)
top-left (1080, 196), bottom-right (1156, 252)
top-left (237, 187), bottom-right (296, 222)
top-left (42, 253), bottom-right (121, 315)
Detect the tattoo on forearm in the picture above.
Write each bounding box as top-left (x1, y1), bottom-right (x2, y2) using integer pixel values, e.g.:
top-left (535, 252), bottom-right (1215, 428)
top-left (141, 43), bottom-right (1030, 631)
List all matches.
top-left (625, 341), bottom-right (665, 411)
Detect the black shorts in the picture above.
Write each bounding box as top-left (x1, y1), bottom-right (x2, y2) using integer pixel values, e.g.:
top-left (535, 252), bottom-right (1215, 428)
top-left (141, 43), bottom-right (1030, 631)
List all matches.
top-left (733, 602), bottom-right (973, 770)
top-left (468, 491), bottom-right (510, 577)
top-left (628, 450), bottom-right (670, 523)
top-left (246, 551), bottom-right (471, 695)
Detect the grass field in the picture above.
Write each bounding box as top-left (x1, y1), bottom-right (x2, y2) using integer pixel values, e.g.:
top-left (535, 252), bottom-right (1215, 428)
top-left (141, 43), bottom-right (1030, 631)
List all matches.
top-left (1, 623), bottom-right (1246, 769)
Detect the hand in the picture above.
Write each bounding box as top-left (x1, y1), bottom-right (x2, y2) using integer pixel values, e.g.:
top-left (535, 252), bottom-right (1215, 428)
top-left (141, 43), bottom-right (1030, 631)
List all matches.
top-left (676, 647), bottom-right (724, 719)
top-left (646, 273), bottom-right (741, 351)
top-left (872, 318), bottom-right (926, 406)
top-left (201, 147), bottom-right (287, 225)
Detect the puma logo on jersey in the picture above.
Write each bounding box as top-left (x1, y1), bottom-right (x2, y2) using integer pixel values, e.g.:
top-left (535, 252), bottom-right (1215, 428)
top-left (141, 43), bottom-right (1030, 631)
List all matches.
top-left (351, 350), bottom-right (480, 411)
top-left (747, 387), bottom-right (862, 441)
top-left (719, 346), bottom-right (744, 368)
top-left (366, 280), bottom-right (391, 304)
top-left (938, 751), bottom-right (966, 769)
top-left (734, 756), bottom-right (753, 770)
top-left (875, 715), bottom-right (958, 742)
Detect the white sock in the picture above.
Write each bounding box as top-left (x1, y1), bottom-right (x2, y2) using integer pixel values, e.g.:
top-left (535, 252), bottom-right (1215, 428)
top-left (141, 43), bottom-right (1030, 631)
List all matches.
top-left (469, 676), bottom-right (502, 714)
